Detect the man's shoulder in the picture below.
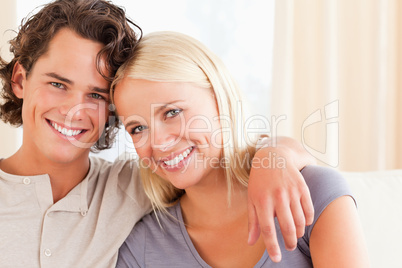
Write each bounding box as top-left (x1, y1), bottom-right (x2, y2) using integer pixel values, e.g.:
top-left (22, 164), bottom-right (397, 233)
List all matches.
top-left (88, 154), bottom-right (150, 209)
top-left (89, 154), bottom-right (139, 178)
top-left (87, 154), bottom-right (140, 191)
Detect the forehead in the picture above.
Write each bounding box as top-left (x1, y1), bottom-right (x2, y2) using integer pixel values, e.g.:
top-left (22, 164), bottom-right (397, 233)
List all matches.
top-left (44, 28), bottom-right (103, 57)
top-left (31, 28), bottom-right (109, 86)
top-left (114, 78), bottom-right (216, 117)
top-left (115, 78), bottom-right (208, 101)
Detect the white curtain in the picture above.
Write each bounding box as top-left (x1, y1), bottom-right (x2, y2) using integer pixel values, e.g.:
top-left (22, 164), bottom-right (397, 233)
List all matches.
top-left (272, 0), bottom-right (402, 171)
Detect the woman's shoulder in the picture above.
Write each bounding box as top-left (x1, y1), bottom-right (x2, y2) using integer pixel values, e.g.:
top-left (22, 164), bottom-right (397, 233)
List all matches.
top-left (300, 165), bottom-right (355, 238)
top-left (301, 165), bottom-right (353, 202)
top-left (301, 165), bottom-right (345, 182)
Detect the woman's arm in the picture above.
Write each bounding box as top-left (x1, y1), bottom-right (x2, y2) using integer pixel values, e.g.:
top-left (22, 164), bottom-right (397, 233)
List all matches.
top-left (247, 136), bottom-right (316, 262)
top-left (310, 196), bottom-right (369, 267)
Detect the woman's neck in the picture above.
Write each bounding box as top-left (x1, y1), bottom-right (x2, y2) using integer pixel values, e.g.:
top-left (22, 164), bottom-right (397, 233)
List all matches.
top-left (178, 169), bottom-right (267, 268)
top-left (180, 169), bottom-right (249, 228)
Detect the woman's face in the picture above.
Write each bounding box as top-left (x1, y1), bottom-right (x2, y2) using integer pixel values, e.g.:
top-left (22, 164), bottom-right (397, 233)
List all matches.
top-left (114, 78), bottom-right (224, 189)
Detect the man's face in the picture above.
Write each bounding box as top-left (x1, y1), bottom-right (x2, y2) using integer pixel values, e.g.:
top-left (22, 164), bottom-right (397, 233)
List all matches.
top-left (13, 28), bottom-right (110, 164)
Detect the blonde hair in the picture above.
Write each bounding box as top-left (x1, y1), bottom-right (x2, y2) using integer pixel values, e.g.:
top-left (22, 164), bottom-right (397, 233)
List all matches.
top-left (112, 31), bottom-right (257, 212)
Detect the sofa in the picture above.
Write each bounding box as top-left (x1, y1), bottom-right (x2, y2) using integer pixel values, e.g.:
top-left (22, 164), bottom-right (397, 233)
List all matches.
top-left (342, 169), bottom-right (402, 268)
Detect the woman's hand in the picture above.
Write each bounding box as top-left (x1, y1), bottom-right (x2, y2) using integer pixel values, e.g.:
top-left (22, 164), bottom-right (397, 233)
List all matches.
top-left (247, 136), bottom-right (316, 262)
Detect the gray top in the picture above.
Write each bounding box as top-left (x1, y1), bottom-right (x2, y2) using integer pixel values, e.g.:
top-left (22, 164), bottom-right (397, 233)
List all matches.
top-left (117, 165), bottom-right (354, 268)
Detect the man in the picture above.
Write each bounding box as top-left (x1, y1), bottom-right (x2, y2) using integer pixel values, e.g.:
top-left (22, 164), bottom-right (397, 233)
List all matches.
top-left (0, 0), bottom-right (314, 266)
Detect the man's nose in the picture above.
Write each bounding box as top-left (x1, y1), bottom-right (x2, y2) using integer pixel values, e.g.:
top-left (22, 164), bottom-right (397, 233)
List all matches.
top-left (59, 93), bottom-right (96, 122)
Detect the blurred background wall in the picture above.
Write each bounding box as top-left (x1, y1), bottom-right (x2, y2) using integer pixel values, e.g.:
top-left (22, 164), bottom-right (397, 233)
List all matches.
top-left (0, 1), bottom-right (21, 159)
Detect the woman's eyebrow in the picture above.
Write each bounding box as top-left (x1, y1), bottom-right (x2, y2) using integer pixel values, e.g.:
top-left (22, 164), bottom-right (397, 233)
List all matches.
top-left (153, 100), bottom-right (184, 114)
top-left (125, 120), bottom-right (141, 130)
top-left (123, 100), bottom-right (184, 130)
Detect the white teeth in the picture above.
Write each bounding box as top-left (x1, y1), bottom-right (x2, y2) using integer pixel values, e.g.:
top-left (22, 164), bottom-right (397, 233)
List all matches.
top-left (164, 147), bottom-right (193, 166)
top-left (50, 121), bottom-right (83, 137)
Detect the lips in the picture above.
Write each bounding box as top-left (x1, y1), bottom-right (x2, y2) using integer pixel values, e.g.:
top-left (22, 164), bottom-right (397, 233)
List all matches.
top-left (47, 119), bottom-right (85, 137)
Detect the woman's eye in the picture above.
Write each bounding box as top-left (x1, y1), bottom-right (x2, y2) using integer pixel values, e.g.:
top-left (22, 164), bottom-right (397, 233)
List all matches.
top-left (50, 82), bottom-right (65, 89)
top-left (130, 125), bottom-right (147, 135)
top-left (166, 109), bottom-right (182, 118)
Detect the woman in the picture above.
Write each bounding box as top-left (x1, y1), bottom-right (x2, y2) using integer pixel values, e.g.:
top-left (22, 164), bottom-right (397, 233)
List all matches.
top-left (112, 32), bottom-right (369, 267)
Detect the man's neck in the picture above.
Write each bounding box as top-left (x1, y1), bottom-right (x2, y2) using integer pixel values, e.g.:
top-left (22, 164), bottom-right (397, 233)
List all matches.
top-left (0, 148), bottom-right (91, 203)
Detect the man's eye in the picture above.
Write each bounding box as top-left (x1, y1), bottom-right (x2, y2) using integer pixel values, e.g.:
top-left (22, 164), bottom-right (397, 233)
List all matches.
top-left (166, 109), bottom-right (182, 118)
top-left (90, 93), bottom-right (105, 100)
top-left (130, 125), bottom-right (147, 135)
top-left (50, 82), bottom-right (64, 89)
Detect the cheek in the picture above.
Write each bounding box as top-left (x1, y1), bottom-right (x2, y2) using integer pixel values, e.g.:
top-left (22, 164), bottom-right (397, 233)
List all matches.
top-left (134, 143), bottom-right (158, 170)
top-left (184, 115), bottom-right (212, 143)
top-left (89, 103), bottom-right (109, 127)
top-left (131, 132), bottom-right (150, 153)
top-left (132, 138), bottom-right (152, 160)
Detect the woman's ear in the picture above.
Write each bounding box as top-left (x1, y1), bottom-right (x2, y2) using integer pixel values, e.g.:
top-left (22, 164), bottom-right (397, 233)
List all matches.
top-left (11, 62), bottom-right (27, 99)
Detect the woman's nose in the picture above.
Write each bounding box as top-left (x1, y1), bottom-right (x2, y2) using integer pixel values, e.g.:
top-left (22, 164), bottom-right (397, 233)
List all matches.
top-left (151, 123), bottom-right (182, 152)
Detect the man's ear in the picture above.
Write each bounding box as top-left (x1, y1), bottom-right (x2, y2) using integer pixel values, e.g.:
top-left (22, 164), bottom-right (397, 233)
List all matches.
top-left (11, 62), bottom-right (27, 99)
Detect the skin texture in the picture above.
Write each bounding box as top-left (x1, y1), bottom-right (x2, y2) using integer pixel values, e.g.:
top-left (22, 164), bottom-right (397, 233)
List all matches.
top-left (114, 78), bottom-right (368, 266)
top-left (1, 28), bottom-right (110, 202)
top-left (310, 196), bottom-right (370, 267)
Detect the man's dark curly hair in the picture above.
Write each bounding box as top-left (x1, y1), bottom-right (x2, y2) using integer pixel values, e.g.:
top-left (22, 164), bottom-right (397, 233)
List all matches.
top-left (0, 0), bottom-right (141, 151)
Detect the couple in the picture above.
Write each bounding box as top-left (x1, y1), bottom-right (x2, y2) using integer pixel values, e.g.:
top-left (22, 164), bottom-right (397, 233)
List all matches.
top-left (0, 0), bottom-right (368, 267)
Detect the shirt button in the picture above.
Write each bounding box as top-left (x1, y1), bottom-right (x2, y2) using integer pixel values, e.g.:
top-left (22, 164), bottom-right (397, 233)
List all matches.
top-left (44, 249), bottom-right (52, 257)
top-left (23, 177), bottom-right (31, 185)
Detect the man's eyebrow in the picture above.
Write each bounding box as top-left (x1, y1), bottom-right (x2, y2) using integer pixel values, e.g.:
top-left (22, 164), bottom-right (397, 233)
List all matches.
top-left (45, 72), bottom-right (109, 95)
top-left (92, 87), bottom-right (110, 95)
top-left (45, 72), bottom-right (73, 85)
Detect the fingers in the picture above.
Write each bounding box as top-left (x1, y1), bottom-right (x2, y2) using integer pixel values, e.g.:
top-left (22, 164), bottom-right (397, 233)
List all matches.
top-left (274, 192), bottom-right (298, 251)
top-left (247, 196), bottom-right (261, 246)
top-left (260, 217), bottom-right (282, 263)
top-left (301, 186), bottom-right (315, 225)
top-left (290, 199), bottom-right (306, 239)
top-left (252, 197), bottom-right (282, 262)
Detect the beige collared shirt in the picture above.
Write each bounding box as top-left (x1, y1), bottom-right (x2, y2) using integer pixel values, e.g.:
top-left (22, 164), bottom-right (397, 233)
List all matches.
top-left (0, 156), bottom-right (151, 268)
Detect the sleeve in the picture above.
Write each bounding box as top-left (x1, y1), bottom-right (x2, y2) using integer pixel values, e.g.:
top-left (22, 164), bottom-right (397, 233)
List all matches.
top-left (297, 165), bottom-right (355, 256)
top-left (116, 221), bottom-right (146, 268)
